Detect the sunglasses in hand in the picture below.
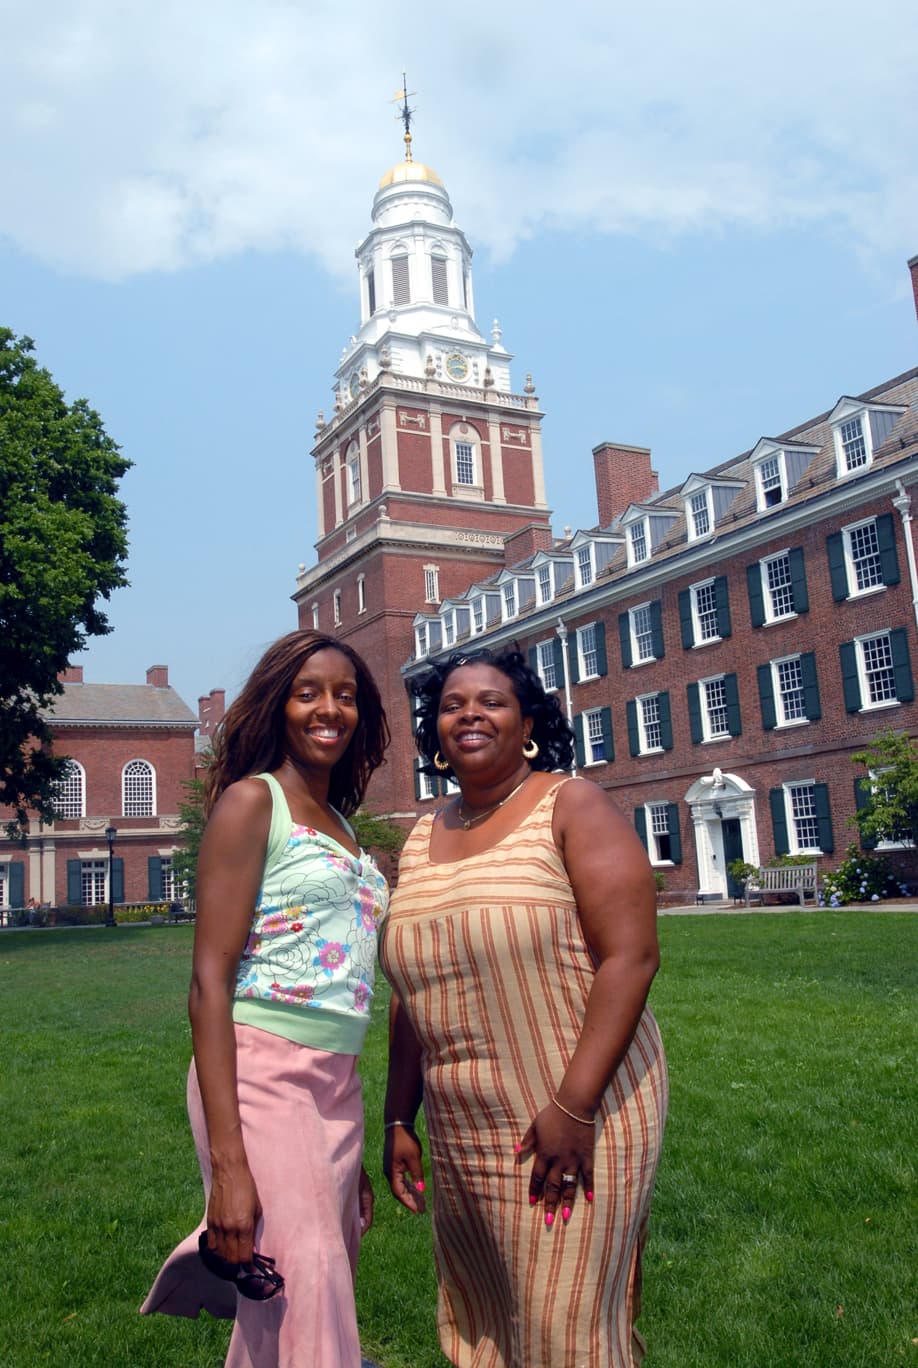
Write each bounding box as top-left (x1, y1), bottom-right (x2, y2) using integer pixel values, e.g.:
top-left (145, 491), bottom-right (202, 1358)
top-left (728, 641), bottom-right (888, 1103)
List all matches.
top-left (197, 1231), bottom-right (285, 1301)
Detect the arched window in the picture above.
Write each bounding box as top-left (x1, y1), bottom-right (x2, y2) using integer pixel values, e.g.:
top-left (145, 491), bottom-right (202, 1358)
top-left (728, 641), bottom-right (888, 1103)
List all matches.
top-left (123, 759), bottom-right (155, 817)
top-left (448, 423), bottom-right (482, 494)
top-left (346, 440), bottom-right (361, 506)
top-left (55, 760), bottom-right (85, 819)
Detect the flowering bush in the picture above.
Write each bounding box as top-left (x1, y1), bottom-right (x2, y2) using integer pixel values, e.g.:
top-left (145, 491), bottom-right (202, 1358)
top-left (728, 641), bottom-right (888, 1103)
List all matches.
top-left (820, 845), bottom-right (909, 907)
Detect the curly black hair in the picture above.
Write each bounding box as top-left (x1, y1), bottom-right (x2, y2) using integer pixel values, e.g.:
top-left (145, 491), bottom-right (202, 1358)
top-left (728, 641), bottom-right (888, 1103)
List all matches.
top-left (410, 648), bottom-right (575, 778)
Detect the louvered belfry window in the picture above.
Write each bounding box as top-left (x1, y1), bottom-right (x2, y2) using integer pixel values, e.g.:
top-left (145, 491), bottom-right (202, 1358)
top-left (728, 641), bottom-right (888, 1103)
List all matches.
top-left (392, 256), bottom-right (410, 306)
top-left (431, 256), bottom-right (448, 305)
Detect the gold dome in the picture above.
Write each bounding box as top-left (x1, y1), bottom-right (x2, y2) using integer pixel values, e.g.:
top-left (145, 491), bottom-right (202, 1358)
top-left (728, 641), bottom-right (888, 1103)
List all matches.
top-left (378, 159), bottom-right (443, 189)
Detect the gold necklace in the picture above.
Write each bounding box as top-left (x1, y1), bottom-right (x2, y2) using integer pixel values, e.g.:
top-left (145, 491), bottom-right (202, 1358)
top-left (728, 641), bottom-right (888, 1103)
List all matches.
top-left (457, 773), bottom-right (532, 830)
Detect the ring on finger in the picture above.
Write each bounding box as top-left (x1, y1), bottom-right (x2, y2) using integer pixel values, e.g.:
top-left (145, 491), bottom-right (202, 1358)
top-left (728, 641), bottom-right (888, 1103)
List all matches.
top-left (560, 1172), bottom-right (577, 1183)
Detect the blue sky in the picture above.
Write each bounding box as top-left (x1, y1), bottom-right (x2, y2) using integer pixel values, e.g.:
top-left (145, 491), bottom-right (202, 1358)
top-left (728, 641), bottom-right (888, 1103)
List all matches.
top-left (3, 0), bottom-right (917, 711)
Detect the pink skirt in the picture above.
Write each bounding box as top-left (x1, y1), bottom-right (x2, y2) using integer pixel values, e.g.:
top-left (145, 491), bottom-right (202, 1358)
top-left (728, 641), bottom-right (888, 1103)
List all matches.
top-left (141, 1024), bottom-right (365, 1368)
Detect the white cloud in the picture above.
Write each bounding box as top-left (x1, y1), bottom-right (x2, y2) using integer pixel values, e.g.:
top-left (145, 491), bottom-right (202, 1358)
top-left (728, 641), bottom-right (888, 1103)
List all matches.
top-left (2, 0), bottom-right (916, 280)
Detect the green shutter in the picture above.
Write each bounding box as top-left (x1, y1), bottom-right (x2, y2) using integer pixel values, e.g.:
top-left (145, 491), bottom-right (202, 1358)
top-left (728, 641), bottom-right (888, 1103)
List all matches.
top-left (618, 612), bottom-right (632, 669)
top-left (650, 601), bottom-right (664, 659)
top-left (573, 715), bottom-right (585, 768)
top-left (875, 513), bottom-right (900, 587)
top-left (678, 589), bottom-right (694, 648)
top-left (634, 806), bottom-right (648, 850)
top-left (889, 628), bottom-right (914, 702)
top-left (715, 577), bottom-right (732, 639)
top-left (626, 700), bottom-right (640, 757)
top-left (725, 673), bottom-right (741, 736)
top-left (747, 562), bottom-right (765, 628)
top-left (769, 788), bottom-right (789, 856)
top-left (112, 858), bottom-right (124, 904)
top-left (758, 663), bottom-right (776, 730)
top-left (789, 547), bottom-right (809, 613)
top-left (9, 862), bottom-right (25, 907)
top-left (148, 856), bottom-right (163, 900)
top-left (594, 622), bottom-right (608, 677)
top-left (67, 860), bottom-right (82, 905)
top-left (666, 803), bottom-right (682, 864)
top-left (854, 777), bottom-right (878, 850)
top-left (687, 683), bottom-right (703, 744)
top-left (600, 707), bottom-right (614, 763)
top-left (567, 633), bottom-right (580, 685)
top-left (814, 783), bottom-right (834, 854)
top-left (800, 652), bottom-right (821, 720)
top-left (552, 636), bottom-right (565, 684)
top-left (827, 531), bottom-right (849, 601)
top-left (527, 646), bottom-right (538, 674)
top-left (658, 692), bottom-right (673, 750)
top-left (413, 763), bottom-right (422, 801)
top-left (839, 641), bottom-right (862, 712)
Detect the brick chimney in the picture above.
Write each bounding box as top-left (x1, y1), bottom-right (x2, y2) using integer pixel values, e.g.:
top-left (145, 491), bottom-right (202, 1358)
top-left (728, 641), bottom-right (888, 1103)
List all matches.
top-left (592, 443), bottom-right (659, 528)
top-left (909, 254), bottom-right (918, 325)
top-left (503, 521), bottom-right (555, 566)
top-left (146, 664), bottom-right (169, 688)
top-left (58, 665), bottom-right (84, 684)
top-left (198, 688), bottom-right (226, 738)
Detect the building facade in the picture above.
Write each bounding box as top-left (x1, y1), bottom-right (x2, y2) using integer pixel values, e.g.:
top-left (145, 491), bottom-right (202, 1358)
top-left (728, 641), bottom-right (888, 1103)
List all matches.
top-left (0, 665), bottom-right (206, 914)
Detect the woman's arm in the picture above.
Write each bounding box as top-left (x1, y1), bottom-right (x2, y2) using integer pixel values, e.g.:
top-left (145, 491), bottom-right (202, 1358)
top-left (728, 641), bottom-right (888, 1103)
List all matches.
top-left (518, 778), bottom-right (660, 1225)
top-left (382, 992), bottom-right (427, 1214)
top-left (188, 778), bottom-right (271, 1263)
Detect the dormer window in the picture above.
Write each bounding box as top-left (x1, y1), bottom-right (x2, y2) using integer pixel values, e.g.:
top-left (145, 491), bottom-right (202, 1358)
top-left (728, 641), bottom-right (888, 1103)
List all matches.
top-left (443, 612), bottom-right (455, 647)
top-left (502, 581), bottom-right (517, 620)
top-left (688, 489), bottom-right (712, 540)
top-left (756, 454), bottom-right (784, 508)
top-left (471, 597), bottom-right (484, 634)
top-left (830, 398), bottom-right (906, 478)
top-left (839, 415), bottom-right (868, 471)
top-left (415, 621), bottom-right (428, 657)
top-left (628, 519), bottom-right (649, 565)
top-left (576, 545), bottom-right (594, 588)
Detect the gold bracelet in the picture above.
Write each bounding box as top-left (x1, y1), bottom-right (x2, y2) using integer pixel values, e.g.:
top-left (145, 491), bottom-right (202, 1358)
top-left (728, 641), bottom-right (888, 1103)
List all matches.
top-left (384, 1119), bottom-right (416, 1130)
top-left (551, 1095), bottom-right (595, 1126)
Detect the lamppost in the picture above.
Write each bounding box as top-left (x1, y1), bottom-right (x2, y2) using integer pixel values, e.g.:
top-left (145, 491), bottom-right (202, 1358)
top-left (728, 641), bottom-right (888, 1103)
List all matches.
top-left (105, 825), bottom-right (117, 927)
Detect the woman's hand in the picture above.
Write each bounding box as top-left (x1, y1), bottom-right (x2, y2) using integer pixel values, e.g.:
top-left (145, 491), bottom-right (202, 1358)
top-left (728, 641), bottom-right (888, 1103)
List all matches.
top-left (205, 1157), bottom-right (262, 1264)
top-left (516, 1101), bottom-right (595, 1229)
top-left (383, 1123), bottom-right (427, 1215)
top-left (358, 1165), bottom-right (374, 1236)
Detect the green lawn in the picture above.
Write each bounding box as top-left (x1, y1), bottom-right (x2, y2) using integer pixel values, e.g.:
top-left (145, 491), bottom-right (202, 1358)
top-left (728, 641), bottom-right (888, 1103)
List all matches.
top-left (0, 914), bottom-right (914, 1367)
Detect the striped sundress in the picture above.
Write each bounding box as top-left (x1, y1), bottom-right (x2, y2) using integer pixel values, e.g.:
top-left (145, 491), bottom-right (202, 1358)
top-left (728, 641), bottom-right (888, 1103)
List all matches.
top-left (379, 779), bottom-right (668, 1368)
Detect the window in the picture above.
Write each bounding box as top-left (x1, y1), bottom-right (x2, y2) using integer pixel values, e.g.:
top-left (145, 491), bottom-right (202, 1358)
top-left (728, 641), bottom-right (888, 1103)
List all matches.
top-left (123, 760), bottom-right (154, 817)
top-left (688, 489), bottom-right (712, 540)
top-left (578, 624), bottom-right (599, 678)
top-left (688, 675), bottom-right (741, 742)
top-left (748, 549), bottom-right (808, 626)
top-left (628, 520), bottom-right (649, 565)
top-left (431, 254), bottom-right (449, 305)
top-left (415, 762), bottom-right (438, 802)
top-left (55, 760), bottom-right (85, 819)
top-left (357, 574), bottom-right (366, 614)
top-left (367, 268), bottom-right (376, 315)
top-left (537, 564), bottom-right (553, 605)
top-left (575, 708), bottom-right (613, 766)
top-left (841, 629), bottom-right (914, 713)
top-left (160, 857), bottom-right (177, 901)
top-left (415, 622), bottom-right (428, 658)
top-left (569, 622), bottom-right (607, 683)
top-left (576, 545), bottom-right (594, 588)
top-left (333, 589), bottom-right (341, 626)
top-left (626, 691), bottom-right (673, 755)
top-left (346, 444), bottom-right (361, 505)
top-left (758, 653), bottom-right (820, 729)
top-left (311, 602), bottom-right (319, 630)
top-left (856, 770), bottom-right (914, 849)
top-left (680, 578), bottom-right (731, 648)
top-left (535, 640), bottom-right (559, 691)
top-left (424, 565), bottom-right (440, 604)
top-left (81, 860), bottom-right (107, 905)
top-left (828, 516), bottom-right (900, 601)
top-left (471, 598), bottom-right (484, 634)
top-left (502, 582), bottom-right (516, 620)
top-left (455, 441), bottom-right (475, 486)
top-left (839, 415), bottom-right (868, 471)
top-left (635, 801), bottom-right (682, 864)
top-left (391, 254), bottom-right (410, 306)
top-left (756, 453), bottom-right (784, 509)
top-left (619, 602), bottom-right (664, 668)
top-left (771, 781), bottom-right (833, 855)
top-left (443, 613), bottom-right (455, 647)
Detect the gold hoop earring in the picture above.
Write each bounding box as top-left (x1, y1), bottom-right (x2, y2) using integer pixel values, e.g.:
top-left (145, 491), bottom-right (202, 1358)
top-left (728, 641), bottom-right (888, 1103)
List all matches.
top-left (433, 751), bottom-right (450, 772)
top-left (522, 738), bottom-right (539, 760)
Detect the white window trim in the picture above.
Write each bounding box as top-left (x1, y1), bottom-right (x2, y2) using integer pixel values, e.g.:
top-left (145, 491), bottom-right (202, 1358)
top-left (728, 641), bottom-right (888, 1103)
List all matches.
top-left (311, 602), bottom-right (319, 630)
top-left (627, 517), bottom-right (651, 567)
top-left (699, 675), bottom-right (730, 742)
top-left (450, 426), bottom-right (483, 497)
top-left (770, 655), bottom-right (810, 729)
top-left (576, 623), bottom-right (600, 680)
top-left (122, 759), bottom-right (156, 818)
top-left (691, 579), bottom-right (721, 646)
top-left (415, 623), bottom-right (429, 659)
top-left (575, 544), bottom-right (595, 590)
top-left (470, 596), bottom-right (484, 635)
top-left (866, 768), bottom-right (915, 850)
top-left (535, 640), bottom-right (558, 691)
top-left (686, 486), bottom-right (714, 542)
top-left (56, 759), bottom-right (86, 819)
top-left (629, 603), bottom-right (656, 665)
top-left (416, 762), bottom-right (437, 802)
top-left (536, 563), bottom-right (554, 605)
top-left (842, 518), bottom-right (885, 599)
top-left (637, 693), bottom-right (664, 755)
top-left (753, 451), bottom-right (787, 511)
top-left (854, 631), bottom-right (902, 712)
top-left (423, 564), bottom-right (440, 605)
top-left (645, 801), bottom-right (676, 866)
top-left (501, 580), bottom-right (517, 622)
top-left (582, 708), bottom-right (608, 766)
top-left (832, 410), bottom-right (872, 477)
top-left (760, 550), bottom-right (797, 625)
top-left (357, 574), bottom-right (366, 615)
top-left (333, 589), bottom-right (342, 627)
top-left (782, 781), bottom-right (824, 856)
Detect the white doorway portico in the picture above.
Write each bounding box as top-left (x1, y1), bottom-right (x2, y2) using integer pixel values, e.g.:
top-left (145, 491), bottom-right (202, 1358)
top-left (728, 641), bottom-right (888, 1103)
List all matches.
top-left (685, 769), bottom-right (759, 899)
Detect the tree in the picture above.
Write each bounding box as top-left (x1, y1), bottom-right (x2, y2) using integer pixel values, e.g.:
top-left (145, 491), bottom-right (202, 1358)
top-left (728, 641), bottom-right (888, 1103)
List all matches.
top-left (851, 729), bottom-right (918, 847)
top-left (0, 329), bottom-right (130, 836)
top-left (171, 776), bottom-right (208, 903)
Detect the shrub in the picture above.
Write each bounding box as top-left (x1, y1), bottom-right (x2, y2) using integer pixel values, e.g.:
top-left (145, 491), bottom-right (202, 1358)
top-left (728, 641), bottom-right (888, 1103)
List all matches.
top-left (820, 844), bottom-right (909, 907)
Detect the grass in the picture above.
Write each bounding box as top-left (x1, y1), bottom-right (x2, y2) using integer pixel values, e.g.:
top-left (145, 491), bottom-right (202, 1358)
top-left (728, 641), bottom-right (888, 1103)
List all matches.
top-left (0, 914), bottom-right (914, 1366)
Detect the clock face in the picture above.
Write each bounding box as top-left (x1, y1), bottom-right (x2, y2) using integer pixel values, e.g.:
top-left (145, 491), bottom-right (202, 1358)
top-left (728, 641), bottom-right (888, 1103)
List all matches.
top-left (445, 353), bottom-right (469, 382)
top-left (349, 372), bottom-right (360, 399)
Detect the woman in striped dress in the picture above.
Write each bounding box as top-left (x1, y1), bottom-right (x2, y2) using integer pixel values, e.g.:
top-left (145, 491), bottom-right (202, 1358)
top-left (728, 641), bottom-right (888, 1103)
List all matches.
top-left (380, 649), bottom-right (667, 1368)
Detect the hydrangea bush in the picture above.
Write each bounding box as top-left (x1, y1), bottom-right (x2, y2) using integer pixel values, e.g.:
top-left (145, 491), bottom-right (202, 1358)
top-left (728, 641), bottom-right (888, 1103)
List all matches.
top-left (820, 845), bottom-right (909, 907)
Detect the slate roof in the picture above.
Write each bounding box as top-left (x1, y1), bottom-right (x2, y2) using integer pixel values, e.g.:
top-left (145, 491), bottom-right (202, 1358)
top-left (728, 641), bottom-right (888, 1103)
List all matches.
top-left (43, 682), bottom-right (198, 728)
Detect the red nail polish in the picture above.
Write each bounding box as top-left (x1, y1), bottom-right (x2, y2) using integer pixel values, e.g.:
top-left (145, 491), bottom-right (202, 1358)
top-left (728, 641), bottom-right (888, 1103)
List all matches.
top-left (545, 1211), bottom-right (554, 1228)
top-left (529, 1195), bottom-right (537, 1206)
top-left (586, 1190), bottom-right (594, 1202)
top-left (415, 1181), bottom-right (425, 1192)
top-left (513, 1143), bottom-right (522, 1154)
top-left (562, 1206), bottom-right (571, 1222)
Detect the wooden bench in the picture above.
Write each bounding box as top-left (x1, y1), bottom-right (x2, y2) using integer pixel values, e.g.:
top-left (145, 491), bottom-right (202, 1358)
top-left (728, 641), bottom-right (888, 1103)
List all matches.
top-left (745, 863), bottom-right (819, 907)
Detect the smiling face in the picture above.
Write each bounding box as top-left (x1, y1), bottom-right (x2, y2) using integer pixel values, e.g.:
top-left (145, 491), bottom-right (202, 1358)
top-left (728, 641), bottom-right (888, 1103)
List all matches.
top-left (436, 663), bottom-right (533, 782)
top-left (283, 648), bottom-right (359, 773)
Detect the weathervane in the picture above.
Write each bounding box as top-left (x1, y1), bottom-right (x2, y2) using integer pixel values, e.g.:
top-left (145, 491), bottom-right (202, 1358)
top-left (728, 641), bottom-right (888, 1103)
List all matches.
top-left (391, 73), bottom-right (417, 161)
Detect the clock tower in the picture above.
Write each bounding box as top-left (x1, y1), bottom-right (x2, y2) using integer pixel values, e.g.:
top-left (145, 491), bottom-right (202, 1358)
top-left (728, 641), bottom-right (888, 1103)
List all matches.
top-left (294, 118), bottom-right (552, 817)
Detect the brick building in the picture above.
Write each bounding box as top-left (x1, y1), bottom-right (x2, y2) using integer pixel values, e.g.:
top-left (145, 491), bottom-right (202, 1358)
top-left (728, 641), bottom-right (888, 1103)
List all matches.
top-left (0, 666), bottom-right (220, 914)
top-left (292, 140), bottom-right (918, 899)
